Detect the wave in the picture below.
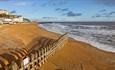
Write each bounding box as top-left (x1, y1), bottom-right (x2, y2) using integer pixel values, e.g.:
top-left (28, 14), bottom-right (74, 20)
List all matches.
top-left (39, 23), bottom-right (115, 52)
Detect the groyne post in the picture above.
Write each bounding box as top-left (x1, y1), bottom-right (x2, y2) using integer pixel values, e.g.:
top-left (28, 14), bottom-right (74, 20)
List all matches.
top-left (1, 33), bottom-right (68, 70)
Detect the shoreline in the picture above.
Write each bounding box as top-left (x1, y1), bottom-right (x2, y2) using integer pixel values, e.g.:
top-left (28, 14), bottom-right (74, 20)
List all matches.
top-left (0, 23), bottom-right (115, 70)
top-left (69, 37), bottom-right (115, 54)
top-left (38, 23), bottom-right (115, 57)
top-left (39, 23), bottom-right (115, 53)
top-left (40, 24), bottom-right (115, 54)
top-left (37, 23), bottom-right (115, 70)
top-left (40, 38), bottom-right (115, 70)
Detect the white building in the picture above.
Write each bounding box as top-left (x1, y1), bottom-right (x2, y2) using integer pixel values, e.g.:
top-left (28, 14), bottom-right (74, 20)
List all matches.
top-left (0, 9), bottom-right (25, 24)
top-left (12, 16), bottom-right (24, 22)
top-left (0, 20), bottom-right (3, 24)
top-left (0, 18), bottom-right (13, 24)
top-left (0, 9), bottom-right (9, 15)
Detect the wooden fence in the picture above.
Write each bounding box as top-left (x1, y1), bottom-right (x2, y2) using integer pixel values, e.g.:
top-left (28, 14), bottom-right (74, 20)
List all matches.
top-left (0, 33), bottom-right (68, 70)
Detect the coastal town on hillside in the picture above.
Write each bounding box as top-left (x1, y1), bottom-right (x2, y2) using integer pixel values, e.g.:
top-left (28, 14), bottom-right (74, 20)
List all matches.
top-left (1, 0), bottom-right (115, 70)
top-left (0, 9), bottom-right (30, 24)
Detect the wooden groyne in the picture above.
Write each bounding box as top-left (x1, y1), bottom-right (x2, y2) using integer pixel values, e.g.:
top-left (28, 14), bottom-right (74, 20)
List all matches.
top-left (0, 33), bottom-right (68, 70)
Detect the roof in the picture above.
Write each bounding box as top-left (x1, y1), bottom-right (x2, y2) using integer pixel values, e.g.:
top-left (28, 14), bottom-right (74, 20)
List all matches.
top-left (0, 9), bottom-right (7, 11)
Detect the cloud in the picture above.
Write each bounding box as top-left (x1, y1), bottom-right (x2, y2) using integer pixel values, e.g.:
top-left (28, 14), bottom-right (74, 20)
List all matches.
top-left (94, 0), bottom-right (115, 6)
top-left (109, 12), bottom-right (115, 15)
top-left (13, 2), bottom-right (34, 7)
top-left (42, 17), bottom-right (57, 19)
top-left (92, 11), bottom-right (115, 18)
top-left (55, 8), bottom-right (68, 12)
top-left (100, 9), bottom-right (106, 12)
top-left (92, 14), bottom-right (101, 18)
top-left (65, 11), bottom-right (82, 17)
top-left (55, 7), bottom-right (82, 17)
top-left (0, 0), bottom-right (9, 1)
top-left (42, 0), bottom-right (69, 7)
top-left (49, 0), bottom-right (68, 6)
top-left (61, 8), bottom-right (68, 11)
top-left (10, 10), bottom-right (16, 13)
top-left (43, 0), bottom-right (115, 6)
top-left (55, 8), bottom-right (61, 11)
top-left (103, 12), bottom-right (115, 17)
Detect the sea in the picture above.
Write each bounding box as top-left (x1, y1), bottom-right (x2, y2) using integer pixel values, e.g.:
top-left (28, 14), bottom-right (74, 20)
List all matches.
top-left (39, 22), bottom-right (115, 52)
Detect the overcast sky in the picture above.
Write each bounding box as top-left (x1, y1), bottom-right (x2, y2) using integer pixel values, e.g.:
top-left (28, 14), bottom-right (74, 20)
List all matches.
top-left (0, 0), bottom-right (115, 21)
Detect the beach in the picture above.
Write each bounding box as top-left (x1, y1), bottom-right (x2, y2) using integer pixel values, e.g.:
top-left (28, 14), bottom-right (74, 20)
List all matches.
top-left (1, 1), bottom-right (115, 70)
top-left (40, 39), bottom-right (115, 70)
top-left (38, 23), bottom-right (115, 70)
top-left (0, 23), bottom-right (115, 70)
top-left (37, 22), bottom-right (115, 70)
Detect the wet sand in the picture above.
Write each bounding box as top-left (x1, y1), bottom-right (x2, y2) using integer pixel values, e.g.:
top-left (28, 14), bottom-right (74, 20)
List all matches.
top-left (40, 38), bottom-right (115, 70)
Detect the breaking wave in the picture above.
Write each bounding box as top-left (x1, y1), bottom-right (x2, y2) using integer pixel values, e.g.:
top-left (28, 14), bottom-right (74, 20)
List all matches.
top-left (39, 23), bottom-right (115, 52)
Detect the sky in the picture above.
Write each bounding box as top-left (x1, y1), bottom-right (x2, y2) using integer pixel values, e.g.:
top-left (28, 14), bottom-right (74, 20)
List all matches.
top-left (0, 0), bottom-right (115, 21)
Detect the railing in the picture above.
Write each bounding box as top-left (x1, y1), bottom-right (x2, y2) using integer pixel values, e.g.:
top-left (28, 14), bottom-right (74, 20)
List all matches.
top-left (19, 33), bottom-right (68, 70)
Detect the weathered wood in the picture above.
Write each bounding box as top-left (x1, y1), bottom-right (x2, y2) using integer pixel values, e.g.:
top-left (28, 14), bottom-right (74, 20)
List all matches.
top-left (0, 33), bottom-right (68, 70)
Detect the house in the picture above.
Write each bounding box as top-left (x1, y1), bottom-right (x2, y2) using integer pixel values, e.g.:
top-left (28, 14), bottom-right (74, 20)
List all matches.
top-left (12, 15), bottom-right (24, 23)
top-left (0, 20), bottom-right (3, 24)
top-left (0, 9), bottom-right (25, 24)
top-left (0, 9), bottom-right (9, 15)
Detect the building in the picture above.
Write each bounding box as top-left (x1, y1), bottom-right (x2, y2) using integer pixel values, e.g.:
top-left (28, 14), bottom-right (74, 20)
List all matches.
top-left (12, 15), bottom-right (24, 23)
top-left (0, 9), bottom-right (24, 24)
top-left (0, 9), bottom-right (9, 15)
top-left (0, 20), bottom-right (3, 24)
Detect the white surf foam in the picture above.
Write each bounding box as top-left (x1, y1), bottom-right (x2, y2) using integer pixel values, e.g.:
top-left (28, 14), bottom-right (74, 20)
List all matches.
top-left (39, 23), bottom-right (115, 52)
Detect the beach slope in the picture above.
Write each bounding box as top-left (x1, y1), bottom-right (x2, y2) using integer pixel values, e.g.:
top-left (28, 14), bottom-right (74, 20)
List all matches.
top-left (0, 23), bottom-right (115, 70)
top-left (38, 25), bottom-right (115, 70)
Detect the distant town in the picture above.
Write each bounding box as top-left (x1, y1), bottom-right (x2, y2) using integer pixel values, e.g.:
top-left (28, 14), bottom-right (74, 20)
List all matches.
top-left (0, 9), bottom-right (30, 24)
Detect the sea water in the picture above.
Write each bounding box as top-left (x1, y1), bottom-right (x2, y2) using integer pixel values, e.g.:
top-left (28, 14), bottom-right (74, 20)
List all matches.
top-left (39, 22), bottom-right (115, 52)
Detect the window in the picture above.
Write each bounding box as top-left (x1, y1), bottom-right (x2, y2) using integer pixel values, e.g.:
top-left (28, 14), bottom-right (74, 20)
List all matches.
top-left (25, 68), bottom-right (28, 70)
top-left (34, 62), bottom-right (37, 65)
top-left (30, 65), bottom-right (32, 69)
top-left (38, 59), bottom-right (40, 63)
